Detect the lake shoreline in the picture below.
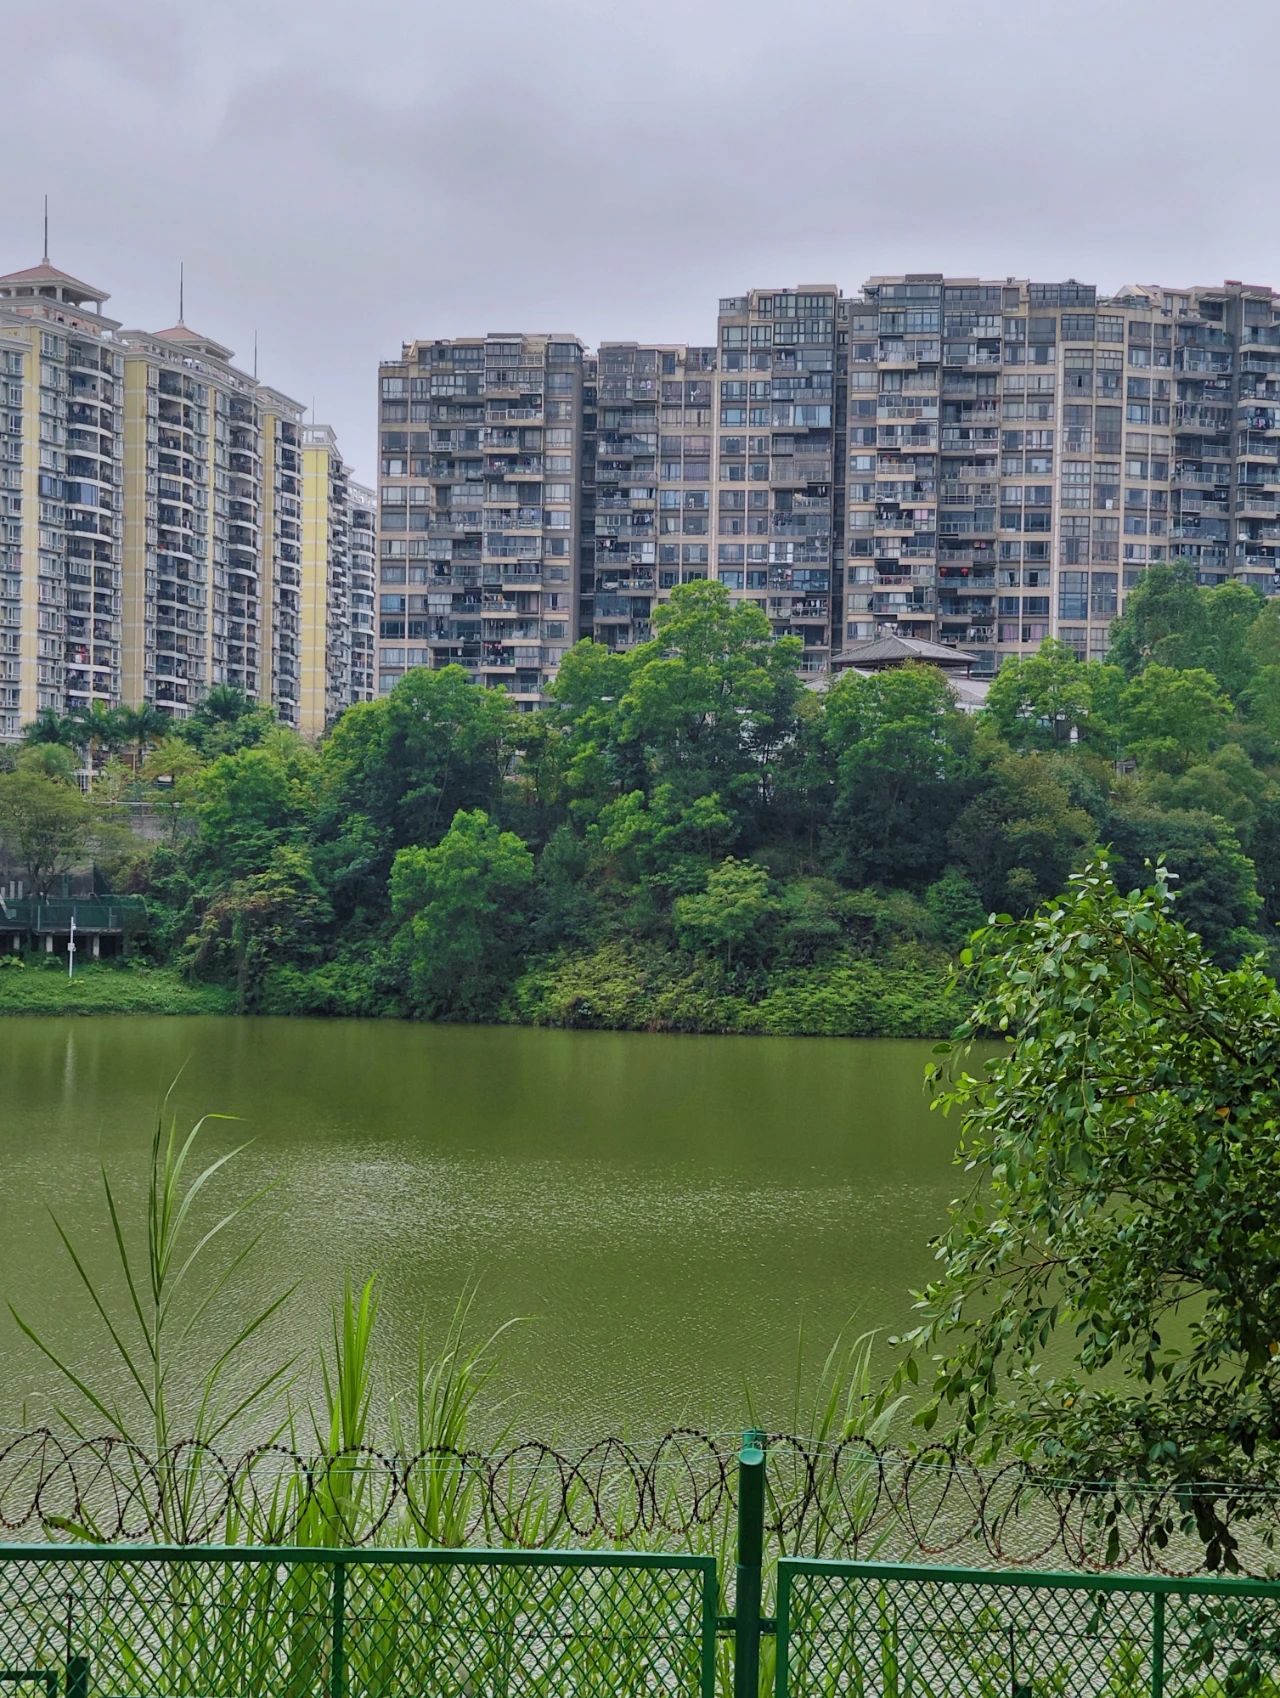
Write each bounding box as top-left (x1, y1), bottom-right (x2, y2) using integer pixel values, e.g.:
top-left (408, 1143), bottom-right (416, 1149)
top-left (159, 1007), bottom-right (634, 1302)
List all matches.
top-left (0, 956), bottom-right (961, 1038)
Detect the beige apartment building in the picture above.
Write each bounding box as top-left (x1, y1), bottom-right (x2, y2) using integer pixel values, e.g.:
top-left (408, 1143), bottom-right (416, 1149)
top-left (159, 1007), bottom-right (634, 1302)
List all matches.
top-left (0, 261), bottom-right (124, 738)
top-left (0, 250), bottom-right (359, 742)
top-left (348, 478), bottom-right (376, 708)
top-left (116, 323), bottom-right (306, 721)
top-left (299, 424), bottom-right (355, 738)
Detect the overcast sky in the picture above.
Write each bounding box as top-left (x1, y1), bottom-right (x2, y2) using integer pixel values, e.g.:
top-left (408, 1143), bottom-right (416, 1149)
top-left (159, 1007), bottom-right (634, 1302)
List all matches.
top-left (5, 0), bottom-right (1278, 482)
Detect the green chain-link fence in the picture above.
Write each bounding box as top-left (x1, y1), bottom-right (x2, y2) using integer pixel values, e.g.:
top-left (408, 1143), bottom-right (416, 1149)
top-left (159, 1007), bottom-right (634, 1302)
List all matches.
top-left (5, 1440), bottom-right (1280, 1697)
top-left (776, 1560), bottom-right (1280, 1698)
top-left (0, 1544), bottom-right (718, 1697)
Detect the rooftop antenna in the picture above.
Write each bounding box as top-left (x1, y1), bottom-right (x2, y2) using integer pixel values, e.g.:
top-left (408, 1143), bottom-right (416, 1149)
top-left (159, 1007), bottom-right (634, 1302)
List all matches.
top-left (252, 328), bottom-right (258, 381)
top-left (178, 261), bottom-right (185, 325)
top-left (41, 195), bottom-right (49, 264)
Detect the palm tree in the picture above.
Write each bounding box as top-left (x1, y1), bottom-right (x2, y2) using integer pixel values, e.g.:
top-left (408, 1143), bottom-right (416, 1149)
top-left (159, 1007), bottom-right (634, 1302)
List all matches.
top-left (197, 684), bottom-right (258, 726)
top-left (73, 701), bottom-right (127, 775)
top-left (117, 703), bottom-right (170, 772)
top-left (22, 709), bottom-right (83, 753)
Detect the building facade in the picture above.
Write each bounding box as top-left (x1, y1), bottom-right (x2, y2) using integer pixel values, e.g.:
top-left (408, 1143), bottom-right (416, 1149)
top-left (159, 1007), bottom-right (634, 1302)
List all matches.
top-left (348, 479), bottom-right (376, 709)
top-left (0, 262), bottom-right (124, 739)
top-left (116, 325), bottom-right (307, 721)
top-left (376, 333), bottom-right (585, 706)
top-left (0, 252), bottom-right (358, 742)
top-left (842, 275), bottom-right (1280, 674)
top-left (584, 342), bottom-right (716, 652)
top-left (714, 290), bottom-right (840, 676)
top-left (377, 277), bottom-right (1280, 699)
top-left (299, 424), bottom-right (354, 738)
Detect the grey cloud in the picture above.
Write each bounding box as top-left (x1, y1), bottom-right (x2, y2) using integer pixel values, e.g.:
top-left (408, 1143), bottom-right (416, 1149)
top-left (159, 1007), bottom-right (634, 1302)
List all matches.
top-left (3, 0), bottom-right (1279, 481)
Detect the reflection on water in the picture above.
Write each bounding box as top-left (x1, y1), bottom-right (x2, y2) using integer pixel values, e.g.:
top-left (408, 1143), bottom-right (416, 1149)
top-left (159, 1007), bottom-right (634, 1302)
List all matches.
top-left (0, 1017), bottom-right (958, 1440)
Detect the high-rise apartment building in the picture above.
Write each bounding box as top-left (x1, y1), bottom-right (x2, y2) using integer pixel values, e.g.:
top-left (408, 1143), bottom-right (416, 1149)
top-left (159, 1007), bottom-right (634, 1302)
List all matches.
top-left (0, 260), bottom-right (124, 738)
top-left (0, 248), bottom-right (357, 742)
top-left (714, 290), bottom-right (840, 676)
top-left (583, 343), bottom-right (715, 651)
top-left (842, 275), bottom-right (1280, 673)
top-left (348, 480), bottom-right (376, 708)
top-left (376, 333), bottom-right (585, 706)
top-left (117, 325), bottom-right (306, 720)
top-left (257, 389), bottom-right (305, 726)
top-left (369, 276), bottom-right (1280, 704)
top-left (300, 424), bottom-right (355, 738)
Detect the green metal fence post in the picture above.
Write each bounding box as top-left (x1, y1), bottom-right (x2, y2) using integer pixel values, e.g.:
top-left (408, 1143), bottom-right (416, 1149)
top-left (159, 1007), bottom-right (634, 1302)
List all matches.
top-left (774, 1562), bottom-right (791, 1698)
top-left (63, 1658), bottom-right (88, 1698)
top-left (329, 1558), bottom-right (347, 1698)
top-left (1151, 1589), bottom-right (1165, 1698)
top-left (736, 1429), bottom-right (767, 1698)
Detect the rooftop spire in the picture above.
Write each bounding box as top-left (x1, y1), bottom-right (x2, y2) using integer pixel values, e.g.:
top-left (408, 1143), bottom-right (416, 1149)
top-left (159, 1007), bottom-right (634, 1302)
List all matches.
top-left (178, 261), bottom-right (185, 325)
top-left (41, 195), bottom-right (48, 265)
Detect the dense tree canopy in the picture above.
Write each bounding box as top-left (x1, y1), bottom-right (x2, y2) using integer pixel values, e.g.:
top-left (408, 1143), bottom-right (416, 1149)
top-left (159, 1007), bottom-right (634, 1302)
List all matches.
top-left (8, 571), bottom-right (1280, 1029)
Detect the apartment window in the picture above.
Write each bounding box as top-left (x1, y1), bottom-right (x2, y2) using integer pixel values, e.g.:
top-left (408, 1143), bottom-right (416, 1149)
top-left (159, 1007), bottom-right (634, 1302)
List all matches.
top-left (1058, 571), bottom-right (1088, 620)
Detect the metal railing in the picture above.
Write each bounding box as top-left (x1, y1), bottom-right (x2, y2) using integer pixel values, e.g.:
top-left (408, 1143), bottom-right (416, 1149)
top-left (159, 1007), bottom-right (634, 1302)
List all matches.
top-left (0, 1542), bottom-right (718, 1697)
top-left (775, 1558), bottom-right (1280, 1698)
top-left (0, 899), bottom-right (148, 935)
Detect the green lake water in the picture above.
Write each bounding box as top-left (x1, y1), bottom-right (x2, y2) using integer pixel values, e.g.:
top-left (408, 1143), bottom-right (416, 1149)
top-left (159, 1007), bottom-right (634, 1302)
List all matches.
top-left (0, 1017), bottom-right (962, 1442)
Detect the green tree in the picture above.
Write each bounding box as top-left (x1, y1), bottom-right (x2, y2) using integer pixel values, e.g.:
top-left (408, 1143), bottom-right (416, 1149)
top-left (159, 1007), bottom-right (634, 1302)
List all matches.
top-left (823, 663), bottom-right (974, 887)
top-left (1104, 802), bottom-right (1263, 965)
top-left (595, 783), bottom-right (735, 894)
top-left (1109, 563), bottom-right (1264, 703)
top-left (948, 742), bottom-right (1096, 914)
top-left (318, 668), bottom-right (519, 893)
top-left (141, 737), bottom-right (206, 846)
top-left (1107, 559), bottom-right (1208, 677)
top-left (391, 809), bottom-right (534, 1018)
top-left (902, 856), bottom-right (1280, 1559)
top-left (1243, 601), bottom-right (1280, 742)
top-left (1138, 744), bottom-right (1263, 840)
top-left (185, 843), bottom-right (331, 1011)
top-left (983, 638), bottom-right (1099, 750)
top-left (178, 686), bottom-right (278, 758)
top-left (551, 581), bottom-right (805, 837)
top-left (191, 732), bottom-right (316, 877)
top-left (0, 751), bottom-right (98, 898)
top-left (22, 709), bottom-right (84, 756)
top-left (1200, 581), bottom-right (1267, 702)
top-left (117, 702), bottom-right (170, 771)
top-left (924, 866), bottom-right (989, 951)
top-left (673, 856), bottom-right (779, 973)
top-left (1119, 664), bottom-right (1233, 773)
top-left (73, 701), bottom-right (127, 773)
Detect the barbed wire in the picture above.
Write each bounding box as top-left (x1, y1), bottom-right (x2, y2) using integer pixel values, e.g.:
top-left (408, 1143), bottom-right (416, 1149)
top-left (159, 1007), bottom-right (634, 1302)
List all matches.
top-left (0, 1427), bottom-right (1275, 1575)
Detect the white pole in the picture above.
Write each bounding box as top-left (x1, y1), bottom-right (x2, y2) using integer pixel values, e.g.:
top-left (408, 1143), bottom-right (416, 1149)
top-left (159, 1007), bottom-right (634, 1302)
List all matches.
top-left (68, 911), bottom-right (76, 981)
